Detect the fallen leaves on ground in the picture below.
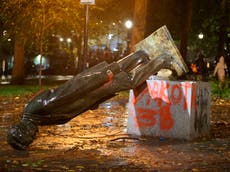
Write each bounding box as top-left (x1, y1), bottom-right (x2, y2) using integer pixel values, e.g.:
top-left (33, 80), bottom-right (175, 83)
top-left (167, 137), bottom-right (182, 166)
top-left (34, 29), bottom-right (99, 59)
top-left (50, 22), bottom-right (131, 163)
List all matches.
top-left (0, 96), bottom-right (229, 171)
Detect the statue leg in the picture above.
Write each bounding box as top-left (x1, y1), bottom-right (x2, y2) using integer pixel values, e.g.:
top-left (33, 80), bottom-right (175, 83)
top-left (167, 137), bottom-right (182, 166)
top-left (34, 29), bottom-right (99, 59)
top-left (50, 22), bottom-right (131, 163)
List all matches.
top-left (7, 50), bottom-right (150, 150)
top-left (7, 53), bottom-right (180, 150)
top-left (7, 26), bottom-right (189, 150)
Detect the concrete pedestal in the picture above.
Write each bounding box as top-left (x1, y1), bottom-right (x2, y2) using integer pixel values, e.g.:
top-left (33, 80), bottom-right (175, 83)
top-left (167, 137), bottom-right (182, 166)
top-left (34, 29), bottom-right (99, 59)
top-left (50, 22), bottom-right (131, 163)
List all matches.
top-left (127, 79), bottom-right (211, 140)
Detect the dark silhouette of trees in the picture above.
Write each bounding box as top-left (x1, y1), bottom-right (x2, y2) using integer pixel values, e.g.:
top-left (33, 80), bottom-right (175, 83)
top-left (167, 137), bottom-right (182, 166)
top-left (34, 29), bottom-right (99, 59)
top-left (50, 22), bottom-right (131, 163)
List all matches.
top-left (0, 0), bottom-right (83, 84)
top-left (131, 0), bottom-right (229, 63)
top-left (217, 0), bottom-right (229, 57)
top-left (0, 0), bottom-right (228, 84)
top-left (180, 0), bottom-right (193, 60)
top-left (0, 0), bottom-right (134, 84)
top-left (189, 0), bottom-right (229, 61)
top-left (130, 0), bottom-right (148, 50)
top-left (131, 0), bottom-right (192, 61)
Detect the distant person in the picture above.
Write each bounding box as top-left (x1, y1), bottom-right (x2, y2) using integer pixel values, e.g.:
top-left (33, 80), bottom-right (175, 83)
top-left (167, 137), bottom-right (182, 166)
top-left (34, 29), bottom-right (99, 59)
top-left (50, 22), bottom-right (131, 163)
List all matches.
top-left (213, 55), bottom-right (228, 82)
top-left (195, 50), bottom-right (208, 81)
top-left (190, 63), bottom-right (198, 80)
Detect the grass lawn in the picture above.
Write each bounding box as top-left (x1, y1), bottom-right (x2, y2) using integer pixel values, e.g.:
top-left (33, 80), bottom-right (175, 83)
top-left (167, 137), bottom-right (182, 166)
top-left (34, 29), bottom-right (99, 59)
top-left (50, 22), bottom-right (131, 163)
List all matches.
top-left (0, 85), bottom-right (54, 97)
top-left (210, 78), bottom-right (230, 99)
top-left (0, 79), bottom-right (230, 99)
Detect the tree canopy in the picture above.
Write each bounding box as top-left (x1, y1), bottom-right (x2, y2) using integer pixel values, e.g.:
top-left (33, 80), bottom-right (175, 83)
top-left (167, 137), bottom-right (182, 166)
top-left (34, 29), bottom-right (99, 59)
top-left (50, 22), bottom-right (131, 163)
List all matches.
top-left (0, 0), bottom-right (229, 84)
top-left (1, 0), bottom-right (128, 83)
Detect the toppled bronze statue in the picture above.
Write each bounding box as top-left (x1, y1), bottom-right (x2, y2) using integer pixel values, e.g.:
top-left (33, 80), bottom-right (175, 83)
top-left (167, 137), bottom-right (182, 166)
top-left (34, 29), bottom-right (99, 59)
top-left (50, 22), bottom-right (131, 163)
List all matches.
top-left (7, 26), bottom-right (188, 150)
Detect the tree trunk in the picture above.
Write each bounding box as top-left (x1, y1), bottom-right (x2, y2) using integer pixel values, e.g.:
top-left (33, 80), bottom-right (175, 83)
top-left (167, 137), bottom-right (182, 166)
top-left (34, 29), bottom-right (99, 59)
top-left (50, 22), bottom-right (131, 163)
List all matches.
top-left (11, 36), bottom-right (25, 84)
top-left (217, 0), bottom-right (228, 57)
top-left (179, 0), bottom-right (193, 60)
top-left (39, 1), bottom-right (46, 88)
top-left (130, 0), bottom-right (148, 51)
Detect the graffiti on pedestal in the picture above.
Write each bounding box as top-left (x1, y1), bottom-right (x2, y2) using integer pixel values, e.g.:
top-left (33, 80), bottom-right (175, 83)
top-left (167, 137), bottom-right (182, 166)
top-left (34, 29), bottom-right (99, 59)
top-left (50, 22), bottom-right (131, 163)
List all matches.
top-left (129, 80), bottom-right (196, 130)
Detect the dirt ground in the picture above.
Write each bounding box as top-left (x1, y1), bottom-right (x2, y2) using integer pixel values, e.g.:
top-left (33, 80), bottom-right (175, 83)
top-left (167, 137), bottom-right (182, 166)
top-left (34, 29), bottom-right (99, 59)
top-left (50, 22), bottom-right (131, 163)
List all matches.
top-left (0, 95), bottom-right (229, 171)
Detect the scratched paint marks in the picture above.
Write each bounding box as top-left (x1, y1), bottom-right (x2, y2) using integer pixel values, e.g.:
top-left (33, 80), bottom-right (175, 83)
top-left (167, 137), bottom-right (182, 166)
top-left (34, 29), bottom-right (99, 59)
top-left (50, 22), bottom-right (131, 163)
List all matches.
top-left (193, 82), bottom-right (211, 134)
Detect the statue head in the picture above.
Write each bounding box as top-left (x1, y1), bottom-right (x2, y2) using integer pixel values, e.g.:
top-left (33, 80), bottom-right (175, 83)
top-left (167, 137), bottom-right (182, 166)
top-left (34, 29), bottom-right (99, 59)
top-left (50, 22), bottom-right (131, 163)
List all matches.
top-left (7, 120), bottom-right (38, 150)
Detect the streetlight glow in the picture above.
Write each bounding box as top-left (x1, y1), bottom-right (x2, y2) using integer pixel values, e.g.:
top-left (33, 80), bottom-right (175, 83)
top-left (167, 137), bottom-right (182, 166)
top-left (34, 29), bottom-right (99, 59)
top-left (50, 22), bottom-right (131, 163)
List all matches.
top-left (124, 20), bottom-right (133, 54)
top-left (59, 37), bottom-right (64, 42)
top-left (3, 30), bottom-right (7, 36)
top-left (125, 20), bottom-right (133, 29)
top-left (67, 38), bottom-right (72, 43)
top-left (198, 33), bottom-right (204, 39)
